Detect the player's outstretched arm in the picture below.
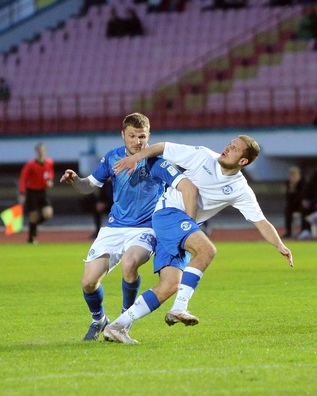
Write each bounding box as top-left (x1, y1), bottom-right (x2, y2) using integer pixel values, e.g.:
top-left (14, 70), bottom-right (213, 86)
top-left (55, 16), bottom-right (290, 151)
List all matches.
top-left (60, 169), bottom-right (78, 184)
top-left (60, 169), bottom-right (96, 194)
top-left (176, 178), bottom-right (198, 220)
top-left (254, 219), bottom-right (294, 267)
top-left (114, 142), bottom-right (166, 175)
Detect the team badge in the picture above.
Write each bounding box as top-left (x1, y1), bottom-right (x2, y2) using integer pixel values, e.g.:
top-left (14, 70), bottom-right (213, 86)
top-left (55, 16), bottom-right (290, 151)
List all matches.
top-left (181, 221), bottom-right (192, 231)
top-left (108, 216), bottom-right (114, 223)
top-left (222, 185), bottom-right (233, 195)
top-left (89, 249), bottom-right (95, 256)
top-left (139, 167), bottom-right (149, 178)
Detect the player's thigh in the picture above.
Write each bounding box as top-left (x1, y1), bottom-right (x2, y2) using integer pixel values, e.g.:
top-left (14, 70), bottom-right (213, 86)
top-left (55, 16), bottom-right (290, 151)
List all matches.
top-left (121, 245), bottom-right (151, 281)
top-left (82, 255), bottom-right (110, 288)
top-left (122, 245), bottom-right (151, 269)
top-left (184, 230), bottom-right (216, 259)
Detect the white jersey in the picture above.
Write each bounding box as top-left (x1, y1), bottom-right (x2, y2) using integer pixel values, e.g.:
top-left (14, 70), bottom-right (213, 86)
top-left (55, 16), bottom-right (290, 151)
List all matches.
top-left (154, 142), bottom-right (265, 225)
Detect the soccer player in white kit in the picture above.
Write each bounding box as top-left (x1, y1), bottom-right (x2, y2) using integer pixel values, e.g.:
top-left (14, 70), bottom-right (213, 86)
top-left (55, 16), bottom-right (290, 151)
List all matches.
top-left (60, 113), bottom-right (197, 341)
top-left (103, 135), bottom-right (294, 344)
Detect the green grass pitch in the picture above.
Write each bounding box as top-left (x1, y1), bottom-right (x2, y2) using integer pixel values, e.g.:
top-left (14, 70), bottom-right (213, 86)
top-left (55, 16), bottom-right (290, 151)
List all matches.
top-left (1, 241), bottom-right (316, 395)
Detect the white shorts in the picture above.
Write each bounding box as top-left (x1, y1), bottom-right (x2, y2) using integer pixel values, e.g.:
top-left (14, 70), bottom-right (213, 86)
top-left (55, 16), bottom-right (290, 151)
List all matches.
top-left (84, 226), bottom-right (156, 272)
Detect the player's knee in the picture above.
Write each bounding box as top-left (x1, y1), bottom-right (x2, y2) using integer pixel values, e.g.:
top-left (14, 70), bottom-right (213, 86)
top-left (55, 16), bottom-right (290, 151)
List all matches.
top-left (81, 275), bottom-right (99, 293)
top-left (121, 260), bottom-right (138, 281)
top-left (121, 255), bottom-right (147, 281)
top-left (195, 242), bottom-right (217, 269)
top-left (29, 211), bottom-right (39, 223)
top-left (205, 243), bottom-right (217, 262)
top-left (42, 206), bottom-right (53, 220)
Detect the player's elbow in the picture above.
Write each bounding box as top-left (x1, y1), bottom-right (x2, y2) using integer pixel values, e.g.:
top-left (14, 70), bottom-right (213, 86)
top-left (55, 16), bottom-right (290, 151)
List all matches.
top-left (178, 178), bottom-right (198, 196)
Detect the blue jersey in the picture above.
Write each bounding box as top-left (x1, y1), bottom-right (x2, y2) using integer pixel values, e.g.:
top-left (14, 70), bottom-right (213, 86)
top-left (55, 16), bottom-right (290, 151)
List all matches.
top-left (88, 146), bottom-right (185, 228)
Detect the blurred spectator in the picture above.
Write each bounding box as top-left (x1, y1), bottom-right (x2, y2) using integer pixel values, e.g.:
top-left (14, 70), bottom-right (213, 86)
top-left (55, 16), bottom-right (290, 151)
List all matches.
top-left (147, 0), bottom-right (186, 12)
top-left (125, 8), bottom-right (144, 36)
top-left (164, 0), bottom-right (187, 12)
top-left (147, 0), bottom-right (164, 12)
top-left (202, 0), bottom-right (247, 10)
top-left (79, 0), bottom-right (107, 16)
top-left (106, 7), bottom-right (125, 38)
top-left (298, 169), bottom-right (317, 239)
top-left (297, 5), bottom-right (317, 50)
top-left (269, 0), bottom-right (293, 5)
top-left (106, 7), bottom-right (144, 38)
top-left (0, 77), bottom-right (10, 101)
top-left (91, 179), bottom-right (113, 239)
top-left (283, 166), bottom-right (307, 238)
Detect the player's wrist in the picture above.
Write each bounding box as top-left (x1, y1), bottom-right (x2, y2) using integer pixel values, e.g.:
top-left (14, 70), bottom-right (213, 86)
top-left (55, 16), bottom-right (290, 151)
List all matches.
top-left (134, 152), bottom-right (142, 162)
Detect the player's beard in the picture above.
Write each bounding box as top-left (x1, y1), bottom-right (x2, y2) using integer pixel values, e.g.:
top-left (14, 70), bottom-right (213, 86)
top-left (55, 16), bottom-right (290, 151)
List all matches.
top-left (126, 146), bottom-right (142, 156)
top-left (218, 157), bottom-right (241, 170)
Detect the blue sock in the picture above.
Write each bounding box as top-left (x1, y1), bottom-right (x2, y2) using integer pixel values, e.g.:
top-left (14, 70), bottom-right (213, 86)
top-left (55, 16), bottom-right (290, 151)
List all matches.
top-left (181, 270), bottom-right (201, 290)
top-left (83, 285), bottom-right (105, 321)
top-left (142, 289), bottom-right (160, 312)
top-left (122, 276), bottom-right (141, 312)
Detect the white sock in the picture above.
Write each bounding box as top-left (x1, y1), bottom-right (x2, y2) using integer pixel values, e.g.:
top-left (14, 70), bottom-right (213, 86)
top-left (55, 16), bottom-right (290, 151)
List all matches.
top-left (112, 295), bottom-right (151, 327)
top-left (170, 284), bottom-right (194, 312)
top-left (170, 267), bottom-right (203, 312)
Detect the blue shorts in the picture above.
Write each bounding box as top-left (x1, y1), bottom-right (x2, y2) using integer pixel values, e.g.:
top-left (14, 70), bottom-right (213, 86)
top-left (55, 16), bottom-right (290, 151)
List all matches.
top-left (152, 207), bottom-right (201, 273)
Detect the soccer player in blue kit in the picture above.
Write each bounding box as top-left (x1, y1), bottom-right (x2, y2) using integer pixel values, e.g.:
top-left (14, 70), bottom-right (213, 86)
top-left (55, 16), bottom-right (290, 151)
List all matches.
top-left (60, 113), bottom-right (198, 341)
top-left (103, 135), bottom-right (294, 344)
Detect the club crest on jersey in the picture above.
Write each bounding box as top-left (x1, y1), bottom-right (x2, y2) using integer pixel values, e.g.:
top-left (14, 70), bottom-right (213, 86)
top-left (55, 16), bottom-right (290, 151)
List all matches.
top-left (108, 216), bottom-right (114, 223)
top-left (222, 185), bottom-right (233, 195)
top-left (181, 221), bottom-right (192, 231)
top-left (89, 249), bottom-right (95, 256)
top-left (139, 166), bottom-right (149, 178)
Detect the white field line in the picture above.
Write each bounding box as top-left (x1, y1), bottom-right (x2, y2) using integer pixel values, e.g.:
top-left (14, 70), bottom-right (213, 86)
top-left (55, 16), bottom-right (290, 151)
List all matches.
top-left (2, 363), bottom-right (317, 383)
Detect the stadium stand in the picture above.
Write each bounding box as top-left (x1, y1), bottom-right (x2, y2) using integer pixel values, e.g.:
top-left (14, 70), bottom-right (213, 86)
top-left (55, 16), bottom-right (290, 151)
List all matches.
top-left (0, 0), bottom-right (317, 134)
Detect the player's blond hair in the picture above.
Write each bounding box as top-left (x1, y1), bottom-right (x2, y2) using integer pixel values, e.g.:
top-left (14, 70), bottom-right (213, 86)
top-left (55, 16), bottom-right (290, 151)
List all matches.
top-left (238, 135), bottom-right (260, 166)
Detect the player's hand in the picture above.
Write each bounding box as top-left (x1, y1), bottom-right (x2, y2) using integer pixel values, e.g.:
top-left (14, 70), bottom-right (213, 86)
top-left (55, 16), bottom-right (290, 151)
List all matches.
top-left (60, 169), bottom-right (78, 184)
top-left (113, 157), bottom-right (138, 175)
top-left (278, 243), bottom-right (294, 267)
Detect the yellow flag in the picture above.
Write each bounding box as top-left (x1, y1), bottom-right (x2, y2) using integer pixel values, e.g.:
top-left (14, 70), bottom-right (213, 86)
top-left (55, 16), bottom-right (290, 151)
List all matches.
top-left (0, 204), bottom-right (24, 235)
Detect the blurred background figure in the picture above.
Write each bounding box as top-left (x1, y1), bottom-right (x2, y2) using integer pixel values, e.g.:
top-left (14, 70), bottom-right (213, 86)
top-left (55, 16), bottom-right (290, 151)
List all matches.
top-left (297, 4), bottom-right (317, 50)
top-left (18, 143), bottom-right (54, 244)
top-left (106, 6), bottom-right (125, 38)
top-left (0, 77), bottom-right (10, 101)
top-left (283, 166), bottom-right (306, 238)
top-left (125, 7), bottom-right (144, 36)
top-left (299, 169), bottom-right (317, 239)
top-left (79, 0), bottom-right (107, 16)
top-left (90, 179), bottom-right (113, 239)
top-left (106, 6), bottom-right (144, 38)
